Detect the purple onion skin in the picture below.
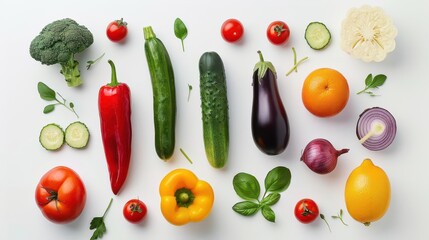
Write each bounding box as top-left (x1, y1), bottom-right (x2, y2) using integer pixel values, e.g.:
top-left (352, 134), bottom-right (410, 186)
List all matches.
top-left (300, 138), bottom-right (349, 174)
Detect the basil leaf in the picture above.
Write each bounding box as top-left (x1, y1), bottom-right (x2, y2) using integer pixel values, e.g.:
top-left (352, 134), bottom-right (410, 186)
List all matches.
top-left (261, 193), bottom-right (281, 206)
top-left (174, 18), bottom-right (188, 52)
top-left (232, 201), bottom-right (260, 216)
top-left (261, 205), bottom-right (275, 222)
top-left (264, 166), bottom-right (291, 193)
top-left (37, 82), bottom-right (56, 101)
top-left (364, 73), bottom-right (373, 86)
top-left (370, 74), bottom-right (387, 88)
top-left (43, 104), bottom-right (55, 114)
top-left (233, 172), bottom-right (260, 200)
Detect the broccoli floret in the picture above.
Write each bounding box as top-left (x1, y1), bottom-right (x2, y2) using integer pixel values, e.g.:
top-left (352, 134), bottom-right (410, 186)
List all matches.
top-left (30, 18), bottom-right (94, 87)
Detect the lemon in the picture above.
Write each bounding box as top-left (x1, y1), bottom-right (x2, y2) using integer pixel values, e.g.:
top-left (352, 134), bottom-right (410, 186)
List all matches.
top-left (344, 158), bottom-right (391, 226)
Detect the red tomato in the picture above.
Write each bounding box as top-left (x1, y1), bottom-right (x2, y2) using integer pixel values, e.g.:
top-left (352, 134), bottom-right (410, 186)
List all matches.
top-left (106, 18), bottom-right (128, 42)
top-left (123, 199), bottom-right (147, 223)
top-left (35, 166), bottom-right (86, 223)
top-left (267, 21), bottom-right (290, 45)
top-left (294, 198), bottom-right (319, 223)
top-left (221, 18), bottom-right (244, 42)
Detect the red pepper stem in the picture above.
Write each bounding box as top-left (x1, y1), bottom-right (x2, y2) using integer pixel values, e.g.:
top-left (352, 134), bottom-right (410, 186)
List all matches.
top-left (108, 60), bottom-right (119, 87)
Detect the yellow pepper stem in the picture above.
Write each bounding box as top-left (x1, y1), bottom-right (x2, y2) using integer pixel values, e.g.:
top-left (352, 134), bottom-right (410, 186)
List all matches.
top-left (174, 188), bottom-right (195, 208)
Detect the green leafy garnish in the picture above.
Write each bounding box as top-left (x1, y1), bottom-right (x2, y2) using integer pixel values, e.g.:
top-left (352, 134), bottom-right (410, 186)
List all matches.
top-left (90, 198), bottom-right (113, 240)
top-left (332, 209), bottom-right (348, 226)
top-left (37, 82), bottom-right (79, 118)
top-left (174, 18), bottom-right (188, 52)
top-left (232, 166), bottom-right (291, 222)
top-left (286, 47), bottom-right (308, 76)
top-left (86, 53), bottom-right (105, 70)
top-left (320, 214), bottom-right (332, 232)
top-left (187, 84), bottom-right (192, 102)
top-left (357, 73), bottom-right (387, 96)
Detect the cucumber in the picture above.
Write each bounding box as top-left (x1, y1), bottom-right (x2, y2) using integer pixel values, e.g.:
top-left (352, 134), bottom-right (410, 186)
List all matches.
top-left (39, 123), bottom-right (64, 150)
top-left (65, 121), bottom-right (90, 149)
top-left (143, 26), bottom-right (176, 160)
top-left (305, 22), bottom-right (331, 50)
top-left (199, 51), bottom-right (229, 168)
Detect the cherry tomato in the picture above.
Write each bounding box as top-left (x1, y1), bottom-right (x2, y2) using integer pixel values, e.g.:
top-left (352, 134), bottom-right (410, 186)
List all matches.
top-left (294, 198), bottom-right (319, 223)
top-left (123, 199), bottom-right (147, 223)
top-left (267, 21), bottom-right (290, 45)
top-left (35, 166), bottom-right (86, 223)
top-left (106, 18), bottom-right (128, 42)
top-left (221, 18), bottom-right (244, 42)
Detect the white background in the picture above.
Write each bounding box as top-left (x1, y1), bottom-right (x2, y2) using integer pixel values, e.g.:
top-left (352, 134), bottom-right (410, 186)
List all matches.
top-left (1, 0), bottom-right (427, 239)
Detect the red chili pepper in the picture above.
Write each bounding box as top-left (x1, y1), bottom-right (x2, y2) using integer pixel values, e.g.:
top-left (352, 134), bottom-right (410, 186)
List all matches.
top-left (98, 59), bottom-right (132, 195)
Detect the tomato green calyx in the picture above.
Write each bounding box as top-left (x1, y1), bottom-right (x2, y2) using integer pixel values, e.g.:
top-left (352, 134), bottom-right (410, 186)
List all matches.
top-left (301, 204), bottom-right (314, 216)
top-left (116, 18), bottom-right (127, 27)
top-left (107, 60), bottom-right (119, 87)
top-left (175, 188), bottom-right (195, 208)
top-left (129, 203), bottom-right (143, 214)
top-left (274, 24), bottom-right (286, 36)
top-left (254, 50), bottom-right (277, 82)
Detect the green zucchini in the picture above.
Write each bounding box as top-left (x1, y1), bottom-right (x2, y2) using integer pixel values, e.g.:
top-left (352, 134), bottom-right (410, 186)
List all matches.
top-left (143, 26), bottom-right (176, 160)
top-left (199, 51), bottom-right (229, 168)
top-left (39, 123), bottom-right (64, 151)
top-left (65, 121), bottom-right (90, 149)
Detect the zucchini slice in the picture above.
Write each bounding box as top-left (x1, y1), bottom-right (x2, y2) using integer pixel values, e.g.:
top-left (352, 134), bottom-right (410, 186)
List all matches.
top-left (305, 22), bottom-right (331, 50)
top-left (65, 121), bottom-right (90, 149)
top-left (39, 123), bottom-right (65, 151)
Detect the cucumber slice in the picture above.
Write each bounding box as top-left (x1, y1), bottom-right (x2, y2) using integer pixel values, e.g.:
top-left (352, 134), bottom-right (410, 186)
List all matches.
top-left (39, 123), bottom-right (65, 151)
top-left (65, 121), bottom-right (90, 149)
top-left (305, 22), bottom-right (331, 50)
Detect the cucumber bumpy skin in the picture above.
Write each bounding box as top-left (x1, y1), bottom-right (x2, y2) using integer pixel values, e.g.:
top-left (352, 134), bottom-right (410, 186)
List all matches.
top-left (144, 26), bottom-right (176, 160)
top-left (39, 123), bottom-right (65, 151)
top-left (199, 51), bottom-right (229, 168)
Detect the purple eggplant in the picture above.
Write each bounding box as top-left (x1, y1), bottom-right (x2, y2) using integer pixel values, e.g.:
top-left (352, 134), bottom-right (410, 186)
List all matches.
top-left (251, 51), bottom-right (289, 155)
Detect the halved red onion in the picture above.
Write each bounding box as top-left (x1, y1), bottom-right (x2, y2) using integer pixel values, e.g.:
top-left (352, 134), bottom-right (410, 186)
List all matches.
top-left (356, 107), bottom-right (397, 151)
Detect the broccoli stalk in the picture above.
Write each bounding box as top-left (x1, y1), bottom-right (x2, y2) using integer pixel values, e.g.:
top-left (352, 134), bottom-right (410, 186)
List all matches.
top-left (30, 18), bottom-right (93, 87)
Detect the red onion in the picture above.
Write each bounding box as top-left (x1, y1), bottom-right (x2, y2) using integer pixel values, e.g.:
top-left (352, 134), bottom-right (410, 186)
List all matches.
top-left (356, 107), bottom-right (397, 151)
top-left (300, 138), bottom-right (349, 174)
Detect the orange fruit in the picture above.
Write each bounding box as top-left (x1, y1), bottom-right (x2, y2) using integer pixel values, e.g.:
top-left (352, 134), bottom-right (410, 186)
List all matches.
top-left (344, 158), bottom-right (391, 226)
top-left (302, 68), bottom-right (349, 117)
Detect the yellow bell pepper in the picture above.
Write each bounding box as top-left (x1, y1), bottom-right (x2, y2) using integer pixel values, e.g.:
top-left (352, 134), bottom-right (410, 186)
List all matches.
top-left (159, 168), bottom-right (214, 226)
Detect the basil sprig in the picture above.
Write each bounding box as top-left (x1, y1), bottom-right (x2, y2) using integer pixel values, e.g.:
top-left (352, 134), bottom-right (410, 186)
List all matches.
top-left (174, 18), bottom-right (188, 52)
top-left (232, 166), bottom-right (291, 222)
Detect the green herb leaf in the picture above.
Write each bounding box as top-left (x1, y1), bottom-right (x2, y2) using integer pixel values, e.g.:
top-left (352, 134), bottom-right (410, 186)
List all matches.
top-left (174, 18), bottom-right (188, 52)
top-left (261, 193), bottom-right (281, 206)
top-left (43, 104), bottom-right (55, 114)
top-left (261, 205), bottom-right (275, 222)
top-left (232, 201), bottom-right (260, 216)
top-left (87, 53), bottom-right (105, 70)
top-left (187, 84), bottom-right (192, 102)
top-left (332, 209), bottom-right (348, 226)
top-left (264, 166), bottom-right (291, 193)
top-left (38, 82), bottom-right (56, 101)
top-left (233, 172), bottom-right (261, 200)
top-left (320, 214), bottom-right (332, 232)
top-left (357, 73), bottom-right (387, 95)
top-left (89, 198), bottom-right (113, 240)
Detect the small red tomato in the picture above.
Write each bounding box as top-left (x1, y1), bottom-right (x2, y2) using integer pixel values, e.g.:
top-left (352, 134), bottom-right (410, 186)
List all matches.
top-left (267, 21), bottom-right (290, 45)
top-left (106, 18), bottom-right (128, 42)
top-left (221, 18), bottom-right (244, 43)
top-left (123, 199), bottom-right (147, 223)
top-left (294, 198), bottom-right (319, 223)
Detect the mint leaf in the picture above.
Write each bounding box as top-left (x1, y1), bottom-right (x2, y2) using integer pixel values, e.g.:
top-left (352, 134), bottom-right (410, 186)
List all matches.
top-left (264, 166), bottom-right (291, 193)
top-left (233, 172), bottom-right (260, 200)
top-left (232, 201), bottom-right (260, 216)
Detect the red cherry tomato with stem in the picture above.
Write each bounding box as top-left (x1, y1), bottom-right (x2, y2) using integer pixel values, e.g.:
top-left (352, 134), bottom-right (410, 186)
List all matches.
top-left (294, 198), bottom-right (319, 223)
top-left (35, 166), bottom-right (86, 224)
top-left (123, 199), bottom-right (147, 223)
top-left (221, 18), bottom-right (244, 43)
top-left (267, 21), bottom-right (290, 45)
top-left (106, 18), bottom-right (128, 42)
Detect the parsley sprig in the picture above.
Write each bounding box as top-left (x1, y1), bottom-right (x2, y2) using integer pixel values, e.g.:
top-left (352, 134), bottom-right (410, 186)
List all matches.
top-left (90, 198), bottom-right (113, 240)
